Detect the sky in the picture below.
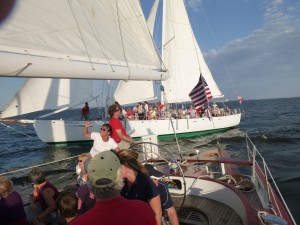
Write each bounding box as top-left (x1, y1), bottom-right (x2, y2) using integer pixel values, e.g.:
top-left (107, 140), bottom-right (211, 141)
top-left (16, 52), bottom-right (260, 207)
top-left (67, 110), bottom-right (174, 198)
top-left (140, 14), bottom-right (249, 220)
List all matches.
top-left (0, 0), bottom-right (300, 110)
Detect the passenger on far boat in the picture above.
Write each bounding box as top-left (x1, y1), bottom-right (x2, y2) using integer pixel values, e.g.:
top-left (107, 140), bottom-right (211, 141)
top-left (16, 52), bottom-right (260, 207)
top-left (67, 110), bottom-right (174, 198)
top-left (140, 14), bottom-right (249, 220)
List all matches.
top-left (80, 102), bottom-right (90, 121)
top-left (0, 176), bottom-right (29, 225)
top-left (71, 151), bottom-right (158, 225)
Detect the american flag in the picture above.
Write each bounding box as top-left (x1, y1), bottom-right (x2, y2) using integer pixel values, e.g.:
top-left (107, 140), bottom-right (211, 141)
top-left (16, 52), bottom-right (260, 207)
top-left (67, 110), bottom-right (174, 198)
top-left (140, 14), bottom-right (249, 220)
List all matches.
top-left (189, 74), bottom-right (212, 109)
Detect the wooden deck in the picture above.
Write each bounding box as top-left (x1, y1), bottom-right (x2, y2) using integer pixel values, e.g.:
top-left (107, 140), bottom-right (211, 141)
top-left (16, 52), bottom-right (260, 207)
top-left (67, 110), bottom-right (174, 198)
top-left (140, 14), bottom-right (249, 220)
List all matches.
top-left (172, 194), bottom-right (244, 225)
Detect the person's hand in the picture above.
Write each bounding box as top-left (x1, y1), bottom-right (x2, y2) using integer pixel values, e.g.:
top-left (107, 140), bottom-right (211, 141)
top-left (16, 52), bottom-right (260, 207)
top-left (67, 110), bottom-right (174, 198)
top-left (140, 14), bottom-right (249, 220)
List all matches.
top-left (32, 216), bottom-right (39, 225)
top-left (30, 202), bottom-right (37, 209)
top-left (131, 140), bottom-right (140, 145)
top-left (85, 122), bottom-right (92, 128)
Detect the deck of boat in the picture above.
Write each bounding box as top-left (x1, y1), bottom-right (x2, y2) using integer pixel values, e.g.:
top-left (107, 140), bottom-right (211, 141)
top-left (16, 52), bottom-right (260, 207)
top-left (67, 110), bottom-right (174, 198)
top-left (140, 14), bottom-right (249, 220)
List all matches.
top-left (170, 186), bottom-right (262, 225)
top-left (168, 155), bottom-right (262, 225)
top-left (172, 193), bottom-right (243, 225)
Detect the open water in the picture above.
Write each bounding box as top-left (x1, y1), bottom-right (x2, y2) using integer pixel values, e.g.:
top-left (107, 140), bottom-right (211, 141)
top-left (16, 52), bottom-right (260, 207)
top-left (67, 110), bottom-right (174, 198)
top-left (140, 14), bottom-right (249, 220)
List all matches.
top-left (0, 97), bottom-right (299, 224)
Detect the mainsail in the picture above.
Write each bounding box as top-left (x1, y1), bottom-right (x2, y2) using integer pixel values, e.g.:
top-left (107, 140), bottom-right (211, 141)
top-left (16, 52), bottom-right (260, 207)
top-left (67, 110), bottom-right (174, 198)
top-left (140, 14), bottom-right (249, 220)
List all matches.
top-left (0, 0), bottom-right (167, 80)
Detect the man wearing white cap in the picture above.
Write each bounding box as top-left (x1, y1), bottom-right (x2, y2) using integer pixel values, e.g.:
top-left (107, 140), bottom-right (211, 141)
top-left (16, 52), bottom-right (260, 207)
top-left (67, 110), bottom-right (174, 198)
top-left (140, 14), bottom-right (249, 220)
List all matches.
top-left (71, 151), bottom-right (157, 225)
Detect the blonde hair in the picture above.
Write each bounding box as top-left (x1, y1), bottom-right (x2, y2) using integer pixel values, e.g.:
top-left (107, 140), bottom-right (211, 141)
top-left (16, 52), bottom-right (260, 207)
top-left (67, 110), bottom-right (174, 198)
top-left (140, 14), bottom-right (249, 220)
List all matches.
top-left (79, 153), bottom-right (91, 159)
top-left (117, 149), bottom-right (148, 175)
top-left (0, 176), bottom-right (13, 197)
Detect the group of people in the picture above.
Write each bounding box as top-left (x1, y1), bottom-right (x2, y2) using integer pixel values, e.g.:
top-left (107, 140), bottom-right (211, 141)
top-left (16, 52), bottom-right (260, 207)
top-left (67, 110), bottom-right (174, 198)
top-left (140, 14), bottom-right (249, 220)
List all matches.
top-left (79, 102), bottom-right (179, 224)
top-left (122, 101), bottom-right (166, 121)
top-left (81, 100), bottom-right (234, 123)
top-left (0, 102), bottom-right (179, 225)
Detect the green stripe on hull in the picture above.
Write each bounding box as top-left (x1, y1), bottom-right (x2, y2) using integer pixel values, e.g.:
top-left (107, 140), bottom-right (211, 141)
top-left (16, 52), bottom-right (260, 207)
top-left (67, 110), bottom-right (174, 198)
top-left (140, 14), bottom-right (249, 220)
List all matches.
top-left (156, 128), bottom-right (232, 141)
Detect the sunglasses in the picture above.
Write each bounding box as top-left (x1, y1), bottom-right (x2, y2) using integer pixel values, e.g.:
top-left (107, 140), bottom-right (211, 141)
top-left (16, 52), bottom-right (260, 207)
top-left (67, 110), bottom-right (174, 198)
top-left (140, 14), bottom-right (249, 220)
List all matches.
top-left (100, 128), bottom-right (108, 131)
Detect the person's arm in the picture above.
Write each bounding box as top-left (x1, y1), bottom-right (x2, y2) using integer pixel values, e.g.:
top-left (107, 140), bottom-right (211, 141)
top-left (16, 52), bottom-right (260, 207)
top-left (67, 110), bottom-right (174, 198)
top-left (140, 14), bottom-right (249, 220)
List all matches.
top-left (115, 129), bottom-right (139, 145)
top-left (36, 187), bottom-right (56, 222)
top-left (148, 195), bottom-right (162, 225)
top-left (165, 206), bottom-right (179, 225)
top-left (29, 188), bottom-right (38, 209)
top-left (114, 146), bottom-right (121, 152)
top-left (83, 122), bottom-right (92, 138)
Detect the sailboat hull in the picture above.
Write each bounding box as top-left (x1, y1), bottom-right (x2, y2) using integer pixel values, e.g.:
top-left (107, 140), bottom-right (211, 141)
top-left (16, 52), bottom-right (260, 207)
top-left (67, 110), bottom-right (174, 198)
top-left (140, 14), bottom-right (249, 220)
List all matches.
top-left (33, 113), bottom-right (241, 145)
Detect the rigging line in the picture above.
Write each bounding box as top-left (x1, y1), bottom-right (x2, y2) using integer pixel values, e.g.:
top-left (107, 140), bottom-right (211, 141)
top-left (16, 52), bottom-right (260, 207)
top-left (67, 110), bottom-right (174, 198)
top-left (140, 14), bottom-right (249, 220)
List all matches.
top-left (0, 122), bottom-right (35, 138)
top-left (199, 5), bottom-right (239, 97)
top-left (143, 0), bottom-right (166, 71)
top-left (0, 63), bottom-right (32, 76)
top-left (150, 0), bottom-right (163, 53)
top-left (78, 0), bottom-right (114, 72)
top-left (169, 117), bottom-right (183, 160)
top-left (0, 155), bottom-right (80, 176)
top-left (115, 0), bottom-right (131, 80)
top-left (68, 0), bottom-right (94, 70)
top-left (183, 0), bottom-right (203, 77)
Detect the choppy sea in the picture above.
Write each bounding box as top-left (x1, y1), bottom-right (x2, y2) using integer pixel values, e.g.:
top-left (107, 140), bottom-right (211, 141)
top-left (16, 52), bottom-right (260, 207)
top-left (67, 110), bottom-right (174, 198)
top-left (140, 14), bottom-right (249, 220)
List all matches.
top-left (0, 97), bottom-right (299, 223)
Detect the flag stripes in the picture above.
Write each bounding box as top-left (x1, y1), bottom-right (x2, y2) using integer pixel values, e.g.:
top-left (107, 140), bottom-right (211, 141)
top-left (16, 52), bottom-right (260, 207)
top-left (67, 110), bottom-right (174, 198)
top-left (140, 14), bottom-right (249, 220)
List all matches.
top-left (189, 74), bottom-right (211, 109)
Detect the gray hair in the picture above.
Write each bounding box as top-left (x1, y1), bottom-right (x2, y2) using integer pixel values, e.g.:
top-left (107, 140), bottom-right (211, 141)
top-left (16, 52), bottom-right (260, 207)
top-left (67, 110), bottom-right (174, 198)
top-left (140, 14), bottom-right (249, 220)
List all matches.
top-left (89, 179), bottom-right (124, 200)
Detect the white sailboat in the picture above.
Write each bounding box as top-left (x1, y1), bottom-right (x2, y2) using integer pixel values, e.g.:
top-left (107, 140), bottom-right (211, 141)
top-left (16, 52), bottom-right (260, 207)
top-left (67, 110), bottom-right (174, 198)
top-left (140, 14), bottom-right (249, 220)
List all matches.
top-left (0, 0), bottom-right (241, 145)
top-left (113, 0), bottom-right (241, 139)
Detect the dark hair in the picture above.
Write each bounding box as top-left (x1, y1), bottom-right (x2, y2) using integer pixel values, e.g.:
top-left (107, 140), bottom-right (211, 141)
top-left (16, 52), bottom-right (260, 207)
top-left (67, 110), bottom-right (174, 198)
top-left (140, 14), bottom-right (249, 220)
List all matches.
top-left (102, 123), bottom-right (113, 136)
top-left (108, 104), bottom-right (119, 117)
top-left (117, 149), bottom-right (148, 175)
top-left (28, 168), bottom-right (46, 185)
top-left (56, 191), bottom-right (78, 218)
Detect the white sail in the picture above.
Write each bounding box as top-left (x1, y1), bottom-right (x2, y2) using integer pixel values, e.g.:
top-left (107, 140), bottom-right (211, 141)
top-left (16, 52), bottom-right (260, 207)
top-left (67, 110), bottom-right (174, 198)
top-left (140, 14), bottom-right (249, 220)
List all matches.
top-left (162, 0), bottom-right (223, 103)
top-left (0, 0), bottom-right (167, 80)
top-left (0, 78), bottom-right (103, 118)
top-left (114, 80), bottom-right (156, 106)
top-left (147, 0), bottom-right (160, 36)
top-left (113, 0), bottom-right (160, 106)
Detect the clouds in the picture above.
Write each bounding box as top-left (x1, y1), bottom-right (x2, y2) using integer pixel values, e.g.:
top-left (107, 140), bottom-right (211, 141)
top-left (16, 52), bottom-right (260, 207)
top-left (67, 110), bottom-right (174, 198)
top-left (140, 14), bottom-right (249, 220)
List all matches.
top-left (204, 0), bottom-right (300, 100)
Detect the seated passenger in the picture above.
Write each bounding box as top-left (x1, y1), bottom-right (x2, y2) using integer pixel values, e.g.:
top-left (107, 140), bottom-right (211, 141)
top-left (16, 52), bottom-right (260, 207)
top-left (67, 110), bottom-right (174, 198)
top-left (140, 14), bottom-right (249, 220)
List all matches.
top-left (187, 106), bottom-right (194, 118)
top-left (0, 176), bottom-right (29, 225)
top-left (71, 151), bottom-right (158, 225)
top-left (56, 191), bottom-right (79, 225)
top-left (126, 108), bottom-right (134, 120)
top-left (76, 159), bottom-right (96, 214)
top-left (28, 168), bottom-right (59, 225)
top-left (76, 153), bottom-right (92, 187)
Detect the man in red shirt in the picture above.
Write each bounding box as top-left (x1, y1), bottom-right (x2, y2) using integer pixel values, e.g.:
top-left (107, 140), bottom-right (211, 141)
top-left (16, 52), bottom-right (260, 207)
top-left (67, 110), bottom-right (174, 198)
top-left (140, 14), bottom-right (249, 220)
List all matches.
top-left (81, 102), bottom-right (90, 120)
top-left (108, 104), bottom-right (138, 149)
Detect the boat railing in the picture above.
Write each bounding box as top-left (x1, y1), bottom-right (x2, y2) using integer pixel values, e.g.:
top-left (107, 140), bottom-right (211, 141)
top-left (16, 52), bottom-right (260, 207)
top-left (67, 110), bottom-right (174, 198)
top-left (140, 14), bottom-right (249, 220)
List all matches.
top-left (245, 134), bottom-right (297, 225)
top-left (0, 155), bottom-right (79, 204)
